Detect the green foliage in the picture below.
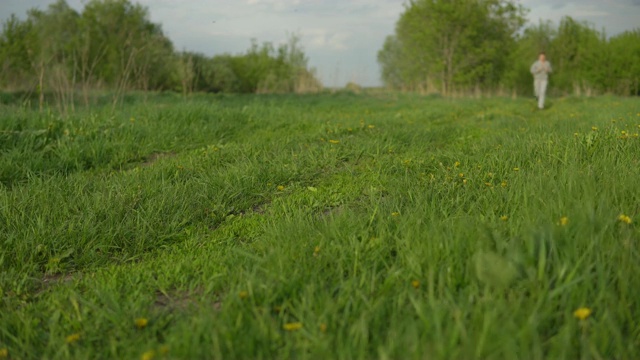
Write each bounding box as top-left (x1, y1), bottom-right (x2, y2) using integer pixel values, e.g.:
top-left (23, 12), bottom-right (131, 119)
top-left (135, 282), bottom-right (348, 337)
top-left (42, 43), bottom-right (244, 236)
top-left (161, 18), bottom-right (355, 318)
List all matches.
top-left (380, 0), bottom-right (526, 94)
top-left (1, 93), bottom-right (640, 358)
top-left (0, 0), bottom-right (321, 98)
top-left (381, 1), bottom-right (640, 96)
top-left (606, 30), bottom-right (640, 95)
top-left (0, 15), bottom-right (34, 87)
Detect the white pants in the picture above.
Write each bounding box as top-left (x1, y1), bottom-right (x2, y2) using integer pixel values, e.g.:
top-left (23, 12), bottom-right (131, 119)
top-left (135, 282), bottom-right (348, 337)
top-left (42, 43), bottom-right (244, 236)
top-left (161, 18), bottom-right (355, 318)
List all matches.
top-left (534, 79), bottom-right (547, 109)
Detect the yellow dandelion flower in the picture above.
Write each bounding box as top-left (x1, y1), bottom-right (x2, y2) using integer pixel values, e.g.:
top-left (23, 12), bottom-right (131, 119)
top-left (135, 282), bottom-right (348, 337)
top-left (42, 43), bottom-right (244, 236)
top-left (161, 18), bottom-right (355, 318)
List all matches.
top-left (459, 173), bottom-right (464, 178)
top-left (513, 167), bottom-right (520, 171)
top-left (328, 139), bottom-right (340, 144)
top-left (368, 125), bottom-right (375, 129)
top-left (141, 350), bottom-right (156, 360)
top-left (574, 132), bottom-right (579, 136)
top-left (559, 216), bottom-right (569, 226)
top-left (391, 212), bottom-right (400, 217)
top-left (277, 185), bottom-right (285, 191)
top-left (319, 323), bottom-right (327, 333)
top-left (463, 179), bottom-right (468, 184)
top-left (500, 215), bottom-right (509, 221)
top-left (239, 291), bottom-right (249, 299)
top-left (283, 322), bottom-right (303, 331)
top-left (159, 345), bottom-right (170, 355)
top-left (0, 348), bottom-right (8, 359)
top-left (618, 214), bottom-right (632, 224)
top-left (573, 307), bottom-right (592, 320)
top-left (313, 246), bottom-right (320, 257)
top-left (135, 318), bottom-right (148, 329)
top-left (411, 280), bottom-right (420, 289)
top-left (65, 333), bottom-right (81, 344)
top-left (454, 161), bottom-right (461, 168)
top-left (501, 181), bottom-right (508, 188)
top-left (591, 126), bottom-right (598, 131)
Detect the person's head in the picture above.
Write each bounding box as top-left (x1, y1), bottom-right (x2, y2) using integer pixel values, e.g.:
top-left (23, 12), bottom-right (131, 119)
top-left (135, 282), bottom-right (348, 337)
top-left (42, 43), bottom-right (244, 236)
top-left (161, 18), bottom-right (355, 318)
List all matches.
top-left (538, 52), bottom-right (547, 62)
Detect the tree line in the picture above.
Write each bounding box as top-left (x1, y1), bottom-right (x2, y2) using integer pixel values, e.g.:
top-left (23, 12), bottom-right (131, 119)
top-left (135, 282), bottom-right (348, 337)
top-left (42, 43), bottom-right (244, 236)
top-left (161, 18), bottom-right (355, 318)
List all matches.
top-left (0, 0), bottom-right (322, 109)
top-left (378, 0), bottom-right (640, 96)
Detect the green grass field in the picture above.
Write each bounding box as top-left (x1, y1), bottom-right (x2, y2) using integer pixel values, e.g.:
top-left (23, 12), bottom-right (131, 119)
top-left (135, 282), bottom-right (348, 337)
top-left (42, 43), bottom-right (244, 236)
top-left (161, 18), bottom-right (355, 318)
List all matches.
top-left (1, 93), bottom-right (639, 359)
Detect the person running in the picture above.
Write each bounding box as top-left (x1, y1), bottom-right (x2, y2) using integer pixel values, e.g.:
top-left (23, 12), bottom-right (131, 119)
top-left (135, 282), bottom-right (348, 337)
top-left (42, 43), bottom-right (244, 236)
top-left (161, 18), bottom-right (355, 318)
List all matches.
top-left (530, 52), bottom-right (552, 109)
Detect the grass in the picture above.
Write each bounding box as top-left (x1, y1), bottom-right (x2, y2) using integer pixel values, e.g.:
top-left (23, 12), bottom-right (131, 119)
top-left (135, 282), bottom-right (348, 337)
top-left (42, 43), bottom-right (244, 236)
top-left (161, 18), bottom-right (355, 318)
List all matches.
top-left (1, 92), bottom-right (639, 359)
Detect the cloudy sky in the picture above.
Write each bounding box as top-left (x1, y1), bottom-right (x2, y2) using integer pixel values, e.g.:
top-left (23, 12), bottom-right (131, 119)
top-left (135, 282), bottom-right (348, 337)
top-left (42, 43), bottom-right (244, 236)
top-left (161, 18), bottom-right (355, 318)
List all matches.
top-left (1, 0), bottom-right (639, 86)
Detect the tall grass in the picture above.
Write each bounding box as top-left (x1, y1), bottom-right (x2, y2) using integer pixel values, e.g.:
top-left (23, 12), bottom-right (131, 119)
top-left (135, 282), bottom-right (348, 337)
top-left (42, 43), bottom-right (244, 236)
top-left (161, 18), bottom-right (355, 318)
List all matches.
top-left (1, 93), bottom-right (639, 359)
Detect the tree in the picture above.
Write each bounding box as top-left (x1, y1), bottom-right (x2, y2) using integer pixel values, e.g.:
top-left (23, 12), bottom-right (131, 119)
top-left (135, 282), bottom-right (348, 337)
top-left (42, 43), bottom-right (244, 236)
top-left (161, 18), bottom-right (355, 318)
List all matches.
top-left (0, 15), bottom-right (34, 90)
top-left (606, 30), bottom-right (640, 95)
top-left (549, 17), bottom-right (606, 95)
top-left (379, 0), bottom-right (526, 94)
top-left (503, 20), bottom-right (556, 95)
top-left (26, 0), bottom-right (80, 111)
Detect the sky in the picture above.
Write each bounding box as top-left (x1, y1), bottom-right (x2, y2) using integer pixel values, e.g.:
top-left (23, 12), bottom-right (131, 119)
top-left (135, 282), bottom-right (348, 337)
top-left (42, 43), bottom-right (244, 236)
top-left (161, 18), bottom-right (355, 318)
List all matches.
top-left (1, 0), bottom-right (639, 87)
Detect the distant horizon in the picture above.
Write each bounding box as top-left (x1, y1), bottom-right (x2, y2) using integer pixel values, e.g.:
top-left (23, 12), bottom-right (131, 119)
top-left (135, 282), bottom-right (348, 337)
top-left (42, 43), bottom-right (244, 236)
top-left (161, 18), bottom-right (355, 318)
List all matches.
top-left (1, 0), bottom-right (639, 87)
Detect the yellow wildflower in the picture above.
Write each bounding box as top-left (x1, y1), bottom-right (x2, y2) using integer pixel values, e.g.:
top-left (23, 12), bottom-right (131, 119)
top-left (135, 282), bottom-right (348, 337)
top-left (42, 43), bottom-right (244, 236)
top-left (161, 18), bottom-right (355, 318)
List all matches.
top-left (411, 280), bottom-right (420, 289)
top-left (591, 126), bottom-right (598, 131)
top-left (0, 348), bottom-right (8, 359)
top-left (319, 323), bottom-right (327, 333)
top-left (283, 322), bottom-right (303, 331)
top-left (454, 161), bottom-right (461, 167)
top-left (463, 179), bottom-right (467, 184)
top-left (141, 350), bottom-right (156, 360)
top-left (159, 346), bottom-right (170, 355)
top-left (135, 318), bottom-right (148, 329)
top-left (458, 173), bottom-right (464, 178)
top-left (618, 214), bottom-right (632, 224)
top-left (65, 333), bottom-right (81, 344)
top-left (160, 345), bottom-right (169, 356)
top-left (328, 139), bottom-right (340, 144)
top-left (277, 185), bottom-right (285, 191)
top-left (500, 215), bottom-right (509, 221)
top-left (559, 216), bottom-right (569, 226)
top-left (485, 182), bottom-right (493, 187)
top-left (513, 167), bottom-right (520, 171)
top-left (391, 212), bottom-right (400, 217)
top-left (368, 125), bottom-right (375, 129)
top-left (501, 181), bottom-right (508, 188)
top-left (239, 291), bottom-right (249, 299)
top-left (313, 246), bottom-right (320, 257)
top-left (573, 307), bottom-right (592, 320)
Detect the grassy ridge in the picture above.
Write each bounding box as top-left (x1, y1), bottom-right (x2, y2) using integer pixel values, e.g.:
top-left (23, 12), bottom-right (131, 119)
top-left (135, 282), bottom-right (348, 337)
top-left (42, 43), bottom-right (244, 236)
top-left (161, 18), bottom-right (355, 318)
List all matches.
top-left (1, 94), bottom-right (639, 359)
